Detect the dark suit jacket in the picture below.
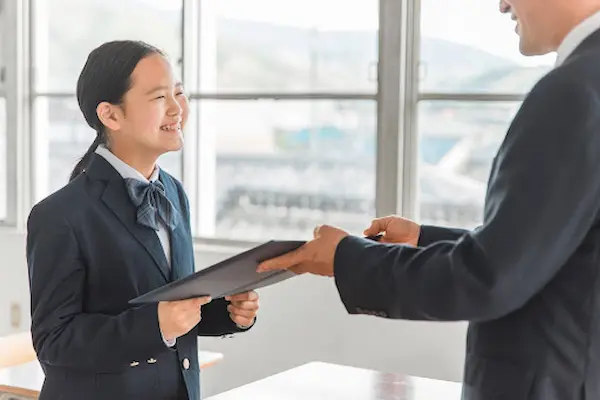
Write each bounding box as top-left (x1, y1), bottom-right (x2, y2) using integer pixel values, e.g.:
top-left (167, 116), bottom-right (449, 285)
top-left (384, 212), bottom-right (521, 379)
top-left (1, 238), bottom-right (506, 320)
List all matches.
top-left (26, 154), bottom-right (249, 400)
top-left (334, 29), bottom-right (600, 400)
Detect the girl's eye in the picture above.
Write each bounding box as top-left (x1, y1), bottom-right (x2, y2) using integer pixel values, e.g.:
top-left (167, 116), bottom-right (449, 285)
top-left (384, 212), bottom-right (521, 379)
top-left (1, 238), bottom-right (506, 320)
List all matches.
top-left (155, 95), bottom-right (165, 100)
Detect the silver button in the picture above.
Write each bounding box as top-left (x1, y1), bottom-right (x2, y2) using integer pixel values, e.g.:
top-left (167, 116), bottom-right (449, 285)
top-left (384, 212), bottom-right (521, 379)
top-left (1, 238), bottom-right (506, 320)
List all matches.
top-left (130, 361), bottom-right (139, 367)
top-left (183, 358), bottom-right (190, 370)
top-left (147, 358), bottom-right (157, 364)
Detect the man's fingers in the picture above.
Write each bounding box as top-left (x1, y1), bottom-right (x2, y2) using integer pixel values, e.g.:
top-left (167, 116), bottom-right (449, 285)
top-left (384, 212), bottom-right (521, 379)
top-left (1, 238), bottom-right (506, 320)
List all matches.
top-left (363, 218), bottom-right (385, 236)
top-left (363, 216), bottom-right (395, 236)
top-left (257, 245), bottom-right (308, 272)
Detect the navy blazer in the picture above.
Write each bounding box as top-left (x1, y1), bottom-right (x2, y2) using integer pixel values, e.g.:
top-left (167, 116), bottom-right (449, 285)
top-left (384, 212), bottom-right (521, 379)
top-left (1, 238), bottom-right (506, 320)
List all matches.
top-left (26, 154), bottom-right (248, 400)
top-left (334, 29), bottom-right (600, 400)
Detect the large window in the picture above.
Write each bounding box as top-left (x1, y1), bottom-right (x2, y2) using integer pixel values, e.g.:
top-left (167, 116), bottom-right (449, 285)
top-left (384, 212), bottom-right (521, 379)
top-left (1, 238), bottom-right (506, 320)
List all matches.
top-left (416, 0), bottom-right (555, 228)
top-left (188, 0), bottom-right (379, 240)
top-left (12, 0), bottom-right (563, 240)
top-left (32, 0), bottom-right (183, 200)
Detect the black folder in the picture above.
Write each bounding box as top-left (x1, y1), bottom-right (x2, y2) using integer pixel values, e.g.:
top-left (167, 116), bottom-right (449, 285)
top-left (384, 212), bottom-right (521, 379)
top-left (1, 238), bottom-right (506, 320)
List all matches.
top-left (129, 240), bottom-right (305, 304)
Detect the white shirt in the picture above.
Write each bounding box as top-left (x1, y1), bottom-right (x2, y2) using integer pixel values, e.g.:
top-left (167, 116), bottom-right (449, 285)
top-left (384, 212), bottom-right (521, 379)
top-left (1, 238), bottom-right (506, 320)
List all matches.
top-left (95, 145), bottom-right (171, 268)
top-left (95, 145), bottom-right (176, 347)
top-left (556, 10), bottom-right (600, 66)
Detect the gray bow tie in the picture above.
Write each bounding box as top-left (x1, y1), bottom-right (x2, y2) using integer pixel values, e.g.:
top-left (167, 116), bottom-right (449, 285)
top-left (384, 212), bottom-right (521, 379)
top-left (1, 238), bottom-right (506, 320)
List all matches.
top-left (124, 178), bottom-right (179, 231)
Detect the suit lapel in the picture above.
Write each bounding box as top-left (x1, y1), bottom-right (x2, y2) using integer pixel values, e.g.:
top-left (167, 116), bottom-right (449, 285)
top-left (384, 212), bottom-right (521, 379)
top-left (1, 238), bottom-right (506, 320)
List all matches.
top-left (86, 155), bottom-right (170, 281)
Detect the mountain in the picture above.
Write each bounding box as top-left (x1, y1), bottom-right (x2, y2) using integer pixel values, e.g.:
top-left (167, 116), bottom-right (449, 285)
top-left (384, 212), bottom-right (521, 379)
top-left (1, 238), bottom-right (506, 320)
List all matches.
top-left (42, 2), bottom-right (549, 95)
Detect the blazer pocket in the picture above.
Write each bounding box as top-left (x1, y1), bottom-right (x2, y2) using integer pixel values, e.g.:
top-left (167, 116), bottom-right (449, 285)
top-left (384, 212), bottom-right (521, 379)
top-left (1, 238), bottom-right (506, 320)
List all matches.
top-left (462, 354), bottom-right (536, 400)
top-left (94, 363), bottom-right (159, 396)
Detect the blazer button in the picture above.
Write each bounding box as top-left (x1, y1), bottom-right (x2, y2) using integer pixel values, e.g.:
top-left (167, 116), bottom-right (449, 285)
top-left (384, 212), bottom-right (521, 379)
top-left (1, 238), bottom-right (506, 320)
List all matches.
top-left (183, 358), bottom-right (190, 370)
top-left (147, 358), bottom-right (157, 364)
top-left (130, 361), bottom-right (139, 367)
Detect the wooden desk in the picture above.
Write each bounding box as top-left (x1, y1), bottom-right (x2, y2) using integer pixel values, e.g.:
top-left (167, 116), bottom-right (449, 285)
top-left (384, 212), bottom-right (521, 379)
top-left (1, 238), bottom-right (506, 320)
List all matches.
top-left (206, 362), bottom-right (462, 400)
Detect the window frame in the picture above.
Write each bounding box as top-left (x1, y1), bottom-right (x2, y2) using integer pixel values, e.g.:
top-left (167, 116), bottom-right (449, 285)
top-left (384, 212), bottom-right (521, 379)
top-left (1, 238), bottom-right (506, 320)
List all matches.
top-left (2, 0), bottom-right (32, 229)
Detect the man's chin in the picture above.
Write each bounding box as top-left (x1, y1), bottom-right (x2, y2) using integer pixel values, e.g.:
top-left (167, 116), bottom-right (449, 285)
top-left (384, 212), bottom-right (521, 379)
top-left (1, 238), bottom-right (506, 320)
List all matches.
top-left (519, 39), bottom-right (552, 57)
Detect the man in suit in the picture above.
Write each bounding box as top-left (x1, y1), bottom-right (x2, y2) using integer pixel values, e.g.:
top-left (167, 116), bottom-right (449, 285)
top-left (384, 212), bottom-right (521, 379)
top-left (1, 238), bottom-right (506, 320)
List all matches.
top-left (258, 0), bottom-right (600, 398)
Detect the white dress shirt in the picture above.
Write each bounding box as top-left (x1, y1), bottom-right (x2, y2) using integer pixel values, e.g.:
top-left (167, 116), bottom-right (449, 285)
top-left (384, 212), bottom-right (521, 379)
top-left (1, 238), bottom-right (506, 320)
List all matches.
top-left (95, 145), bottom-right (176, 346)
top-left (556, 10), bottom-right (600, 66)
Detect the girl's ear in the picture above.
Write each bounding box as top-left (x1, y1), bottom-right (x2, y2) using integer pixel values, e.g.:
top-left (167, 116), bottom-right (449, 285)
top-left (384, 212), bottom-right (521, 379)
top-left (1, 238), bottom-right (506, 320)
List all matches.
top-left (97, 102), bottom-right (123, 131)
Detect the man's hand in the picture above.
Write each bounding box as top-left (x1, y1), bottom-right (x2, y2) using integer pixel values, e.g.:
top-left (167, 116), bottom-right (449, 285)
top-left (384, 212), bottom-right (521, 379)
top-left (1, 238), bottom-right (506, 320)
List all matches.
top-left (256, 225), bottom-right (349, 276)
top-left (225, 291), bottom-right (260, 328)
top-left (363, 215), bottom-right (421, 246)
top-left (158, 296), bottom-right (212, 342)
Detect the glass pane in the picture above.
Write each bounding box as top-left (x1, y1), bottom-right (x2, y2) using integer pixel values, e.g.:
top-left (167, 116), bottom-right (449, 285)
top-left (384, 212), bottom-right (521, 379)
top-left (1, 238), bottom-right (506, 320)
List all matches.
top-left (417, 101), bottom-right (521, 228)
top-left (191, 99), bottom-right (376, 240)
top-left (0, 97), bottom-right (6, 220)
top-left (35, 97), bottom-right (182, 198)
top-left (33, 0), bottom-right (183, 92)
top-left (198, 0), bottom-right (378, 93)
top-left (419, 0), bottom-right (554, 93)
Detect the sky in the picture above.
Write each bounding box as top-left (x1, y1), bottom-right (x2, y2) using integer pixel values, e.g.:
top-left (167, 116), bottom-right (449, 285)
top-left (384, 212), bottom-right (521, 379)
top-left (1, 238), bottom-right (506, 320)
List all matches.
top-left (139, 0), bottom-right (557, 66)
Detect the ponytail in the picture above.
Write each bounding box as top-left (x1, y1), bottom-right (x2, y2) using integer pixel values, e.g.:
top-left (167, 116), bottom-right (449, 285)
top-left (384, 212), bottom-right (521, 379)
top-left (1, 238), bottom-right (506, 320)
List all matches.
top-left (69, 132), bottom-right (105, 182)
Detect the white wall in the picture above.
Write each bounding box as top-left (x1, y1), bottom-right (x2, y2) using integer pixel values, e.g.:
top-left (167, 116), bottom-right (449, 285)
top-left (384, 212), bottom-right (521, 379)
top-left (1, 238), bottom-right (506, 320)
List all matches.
top-left (0, 229), bottom-right (468, 397)
top-left (0, 229), bottom-right (30, 336)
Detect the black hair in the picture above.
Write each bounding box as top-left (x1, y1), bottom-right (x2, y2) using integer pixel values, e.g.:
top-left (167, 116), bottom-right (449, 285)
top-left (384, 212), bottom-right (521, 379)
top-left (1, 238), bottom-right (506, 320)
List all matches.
top-left (69, 40), bottom-right (165, 181)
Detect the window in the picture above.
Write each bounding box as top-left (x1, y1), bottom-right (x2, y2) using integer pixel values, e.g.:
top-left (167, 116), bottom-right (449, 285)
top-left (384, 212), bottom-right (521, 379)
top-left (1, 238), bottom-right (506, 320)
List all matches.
top-left (32, 0), bottom-right (183, 200)
top-left (416, 0), bottom-right (555, 228)
top-left (33, 0), bottom-right (183, 93)
top-left (189, 0), bottom-right (379, 240)
top-left (417, 101), bottom-right (520, 228)
top-left (190, 99), bottom-right (376, 240)
top-left (198, 0), bottom-right (378, 94)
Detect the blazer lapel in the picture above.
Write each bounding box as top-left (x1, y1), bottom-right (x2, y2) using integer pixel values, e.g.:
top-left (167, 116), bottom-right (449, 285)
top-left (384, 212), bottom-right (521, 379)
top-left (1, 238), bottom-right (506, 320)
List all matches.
top-left (160, 171), bottom-right (193, 282)
top-left (86, 155), bottom-right (171, 281)
top-left (169, 221), bottom-right (190, 282)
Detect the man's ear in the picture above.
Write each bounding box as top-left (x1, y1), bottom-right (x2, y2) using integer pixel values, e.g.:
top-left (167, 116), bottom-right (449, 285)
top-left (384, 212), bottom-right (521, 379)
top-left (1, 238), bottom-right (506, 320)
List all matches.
top-left (96, 102), bottom-right (122, 131)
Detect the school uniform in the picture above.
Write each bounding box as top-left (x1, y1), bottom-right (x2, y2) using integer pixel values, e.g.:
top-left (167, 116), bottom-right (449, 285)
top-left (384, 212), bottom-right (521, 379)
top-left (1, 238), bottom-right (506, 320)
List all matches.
top-left (26, 147), bottom-right (251, 399)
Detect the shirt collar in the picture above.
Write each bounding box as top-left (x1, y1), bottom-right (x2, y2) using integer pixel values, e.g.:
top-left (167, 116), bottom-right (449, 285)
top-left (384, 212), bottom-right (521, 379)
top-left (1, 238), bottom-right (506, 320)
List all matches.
top-left (95, 144), bottom-right (160, 183)
top-left (556, 10), bottom-right (600, 66)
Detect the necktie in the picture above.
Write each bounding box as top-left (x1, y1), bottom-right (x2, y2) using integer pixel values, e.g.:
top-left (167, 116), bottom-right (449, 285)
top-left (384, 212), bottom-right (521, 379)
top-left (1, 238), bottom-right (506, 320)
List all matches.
top-left (124, 178), bottom-right (179, 231)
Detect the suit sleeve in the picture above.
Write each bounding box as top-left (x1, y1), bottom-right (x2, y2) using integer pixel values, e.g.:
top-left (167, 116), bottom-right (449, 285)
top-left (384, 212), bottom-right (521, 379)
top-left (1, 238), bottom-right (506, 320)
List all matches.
top-left (27, 207), bottom-right (171, 370)
top-left (418, 225), bottom-right (470, 247)
top-left (333, 72), bottom-right (600, 322)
